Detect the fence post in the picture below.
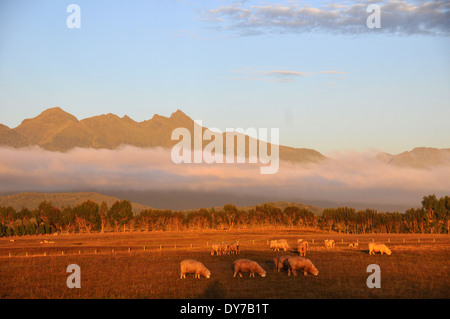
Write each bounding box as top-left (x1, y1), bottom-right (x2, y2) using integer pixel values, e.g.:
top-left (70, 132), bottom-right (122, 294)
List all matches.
top-left (160, 245), bottom-right (162, 250)
top-left (312, 239), bottom-right (314, 244)
top-left (128, 247), bottom-right (131, 253)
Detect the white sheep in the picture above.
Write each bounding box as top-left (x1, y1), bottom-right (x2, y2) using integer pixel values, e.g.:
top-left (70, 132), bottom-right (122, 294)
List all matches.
top-left (180, 259), bottom-right (211, 279)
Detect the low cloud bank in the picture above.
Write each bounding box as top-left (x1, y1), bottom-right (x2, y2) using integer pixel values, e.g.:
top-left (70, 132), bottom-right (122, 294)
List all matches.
top-left (1, 146), bottom-right (449, 210)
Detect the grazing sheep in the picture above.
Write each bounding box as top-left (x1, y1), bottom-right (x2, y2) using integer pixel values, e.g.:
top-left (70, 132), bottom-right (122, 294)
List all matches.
top-left (228, 241), bottom-right (240, 255)
top-left (369, 243), bottom-right (391, 255)
top-left (270, 239), bottom-right (291, 252)
top-left (211, 243), bottom-right (221, 255)
top-left (233, 259), bottom-right (266, 278)
top-left (269, 240), bottom-right (277, 249)
top-left (348, 242), bottom-right (359, 248)
top-left (220, 243), bottom-right (230, 255)
top-left (273, 255), bottom-right (290, 272)
top-left (324, 239), bottom-right (335, 248)
top-left (298, 245), bottom-right (306, 257)
top-left (40, 240), bottom-right (55, 244)
top-left (286, 257), bottom-right (319, 276)
top-left (180, 259), bottom-right (211, 279)
top-left (297, 241), bottom-right (309, 256)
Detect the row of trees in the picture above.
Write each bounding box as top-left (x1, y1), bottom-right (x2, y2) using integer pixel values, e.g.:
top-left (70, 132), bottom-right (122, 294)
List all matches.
top-left (0, 195), bottom-right (449, 237)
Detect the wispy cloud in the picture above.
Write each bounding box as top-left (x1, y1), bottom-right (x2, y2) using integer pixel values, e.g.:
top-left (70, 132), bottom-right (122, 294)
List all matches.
top-left (229, 67), bottom-right (348, 82)
top-left (204, 0), bottom-right (450, 36)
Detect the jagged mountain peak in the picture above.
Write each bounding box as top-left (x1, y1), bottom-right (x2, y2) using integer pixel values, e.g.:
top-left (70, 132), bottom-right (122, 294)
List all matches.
top-left (0, 107), bottom-right (327, 163)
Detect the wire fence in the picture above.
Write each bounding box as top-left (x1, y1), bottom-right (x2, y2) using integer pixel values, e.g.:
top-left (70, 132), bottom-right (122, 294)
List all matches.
top-left (1, 236), bottom-right (447, 259)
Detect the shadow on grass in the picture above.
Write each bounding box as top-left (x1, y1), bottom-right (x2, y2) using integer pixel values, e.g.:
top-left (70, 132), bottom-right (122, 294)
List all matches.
top-left (196, 280), bottom-right (226, 299)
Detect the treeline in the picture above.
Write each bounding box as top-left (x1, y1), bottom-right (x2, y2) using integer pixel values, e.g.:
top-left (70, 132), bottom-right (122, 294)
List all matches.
top-left (323, 195), bottom-right (449, 234)
top-left (0, 195), bottom-right (449, 237)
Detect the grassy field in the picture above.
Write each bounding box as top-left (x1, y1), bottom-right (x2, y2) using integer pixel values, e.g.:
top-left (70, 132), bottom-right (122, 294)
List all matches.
top-left (0, 230), bottom-right (449, 299)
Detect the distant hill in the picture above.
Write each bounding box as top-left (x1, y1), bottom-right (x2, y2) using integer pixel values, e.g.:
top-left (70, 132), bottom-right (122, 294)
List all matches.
top-left (376, 147), bottom-right (450, 169)
top-left (0, 107), bottom-right (325, 164)
top-left (0, 191), bottom-right (324, 216)
top-left (0, 192), bottom-right (151, 215)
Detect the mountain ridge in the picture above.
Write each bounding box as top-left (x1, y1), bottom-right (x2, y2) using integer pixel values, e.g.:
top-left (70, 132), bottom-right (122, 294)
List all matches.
top-left (376, 147), bottom-right (450, 169)
top-left (1, 108), bottom-right (449, 168)
top-left (0, 107), bottom-right (325, 164)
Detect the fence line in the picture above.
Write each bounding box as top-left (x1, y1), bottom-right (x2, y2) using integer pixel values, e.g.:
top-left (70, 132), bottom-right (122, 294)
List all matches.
top-left (2, 236), bottom-right (444, 259)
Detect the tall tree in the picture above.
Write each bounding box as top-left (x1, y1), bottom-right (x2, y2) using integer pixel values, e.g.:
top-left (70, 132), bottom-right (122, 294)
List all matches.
top-left (99, 201), bottom-right (108, 233)
top-left (108, 200), bottom-right (133, 232)
top-left (73, 200), bottom-right (100, 233)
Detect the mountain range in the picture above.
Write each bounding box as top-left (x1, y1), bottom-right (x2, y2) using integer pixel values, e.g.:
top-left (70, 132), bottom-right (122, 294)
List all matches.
top-left (0, 107), bottom-right (449, 168)
top-left (0, 107), bottom-right (324, 163)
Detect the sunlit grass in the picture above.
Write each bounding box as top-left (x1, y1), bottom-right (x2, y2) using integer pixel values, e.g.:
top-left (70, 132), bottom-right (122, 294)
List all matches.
top-left (0, 230), bottom-right (449, 298)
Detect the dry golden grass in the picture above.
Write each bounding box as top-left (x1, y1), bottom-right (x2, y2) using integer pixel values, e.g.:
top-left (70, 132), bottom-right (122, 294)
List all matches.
top-left (0, 230), bottom-right (449, 299)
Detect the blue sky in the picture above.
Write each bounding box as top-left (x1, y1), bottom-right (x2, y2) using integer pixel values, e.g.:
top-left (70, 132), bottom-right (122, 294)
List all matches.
top-left (0, 0), bottom-right (449, 154)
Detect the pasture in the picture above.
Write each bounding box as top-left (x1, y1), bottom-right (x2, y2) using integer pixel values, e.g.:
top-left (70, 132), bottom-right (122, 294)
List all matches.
top-left (0, 230), bottom-right (449, 299)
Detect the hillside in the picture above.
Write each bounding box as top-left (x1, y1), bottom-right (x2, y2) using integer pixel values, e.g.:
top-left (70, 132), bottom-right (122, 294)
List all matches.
top-left (0, 191), bottom-right (323, 216)
top-left (376, 147), bottom-right (450, 169)
top-left (0, 192), bottom-right (151, 215)
top-left (0, 107), bottom-right (325, 164)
